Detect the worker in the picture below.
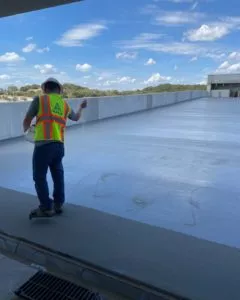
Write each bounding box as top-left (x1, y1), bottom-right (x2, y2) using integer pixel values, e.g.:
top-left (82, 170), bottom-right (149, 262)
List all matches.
top-left (23, 77), bottom-right (87, 218)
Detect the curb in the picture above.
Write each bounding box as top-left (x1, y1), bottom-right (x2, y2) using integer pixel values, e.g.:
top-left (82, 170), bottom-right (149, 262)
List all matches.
top-left (0, 232), bottom-right (183, 300)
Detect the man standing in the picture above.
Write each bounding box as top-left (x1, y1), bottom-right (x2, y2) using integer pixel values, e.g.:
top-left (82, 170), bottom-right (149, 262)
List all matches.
top-left (23, 77), bottom-right (87, 218)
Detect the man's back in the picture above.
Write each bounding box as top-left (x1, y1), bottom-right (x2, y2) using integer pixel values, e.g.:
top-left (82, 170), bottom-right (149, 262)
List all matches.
top-left (25, 94), bottom-right (79, 146)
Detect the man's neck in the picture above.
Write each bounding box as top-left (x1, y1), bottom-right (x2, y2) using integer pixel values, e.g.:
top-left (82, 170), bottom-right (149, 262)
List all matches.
top-left (46, 92), bottom-right (60, 95)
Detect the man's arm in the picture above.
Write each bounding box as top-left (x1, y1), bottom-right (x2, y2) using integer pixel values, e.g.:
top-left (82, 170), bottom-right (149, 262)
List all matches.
top-left (67, 99), bottom-right (87, 122)
top-left (23, 96), bottom-right (39, 132)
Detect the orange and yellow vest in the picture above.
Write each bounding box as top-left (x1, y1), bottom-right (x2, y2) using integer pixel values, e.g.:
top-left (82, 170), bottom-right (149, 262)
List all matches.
top-left (34, 94), bottom-right (70, 143)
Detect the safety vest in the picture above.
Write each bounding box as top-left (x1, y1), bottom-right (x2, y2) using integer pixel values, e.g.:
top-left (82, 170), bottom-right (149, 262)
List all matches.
top-left (34, 94), bottom-right (70, 143)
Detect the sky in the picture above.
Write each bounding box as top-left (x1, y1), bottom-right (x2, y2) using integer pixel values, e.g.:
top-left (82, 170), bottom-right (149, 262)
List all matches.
top-left (0, 0), bottom-right (239, 90)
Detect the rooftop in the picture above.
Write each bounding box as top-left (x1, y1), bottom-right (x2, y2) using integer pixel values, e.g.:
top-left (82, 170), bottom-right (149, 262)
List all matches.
top-left (1, 97), bottom-right (240, 299)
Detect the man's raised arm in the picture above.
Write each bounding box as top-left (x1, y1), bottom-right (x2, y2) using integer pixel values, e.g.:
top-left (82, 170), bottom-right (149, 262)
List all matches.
top-left (23, 96), bottom-right (39, 132)
top-left (67, 99), bottom-right (87, 122)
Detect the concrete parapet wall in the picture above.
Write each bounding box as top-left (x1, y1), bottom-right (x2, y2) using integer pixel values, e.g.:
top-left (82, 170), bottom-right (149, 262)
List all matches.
top-left (98, 94), bottom-right (148, 119)
top-left (0, 102), bottom-right (30, 141)
top-left (0, 90), bottom-right (208, 141)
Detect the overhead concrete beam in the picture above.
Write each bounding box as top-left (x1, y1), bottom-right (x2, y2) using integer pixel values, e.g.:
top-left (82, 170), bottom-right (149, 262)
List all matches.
top-left (0, 0), bottom-right (82, 18)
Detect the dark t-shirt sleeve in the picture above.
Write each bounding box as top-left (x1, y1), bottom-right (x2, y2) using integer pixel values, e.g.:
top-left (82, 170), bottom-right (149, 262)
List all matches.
top-left (67, 104), bottom-right (79, 121)
top-left (26, 96), bottom-right (39, 119)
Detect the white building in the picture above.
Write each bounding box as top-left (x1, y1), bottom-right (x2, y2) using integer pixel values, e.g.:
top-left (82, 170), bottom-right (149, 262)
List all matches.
top-left (207, 74), bottom-right (240, 98)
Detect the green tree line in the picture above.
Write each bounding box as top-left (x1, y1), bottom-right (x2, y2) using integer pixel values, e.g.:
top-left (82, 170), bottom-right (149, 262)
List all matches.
top-left (1, 83), bottom-right (206, 98)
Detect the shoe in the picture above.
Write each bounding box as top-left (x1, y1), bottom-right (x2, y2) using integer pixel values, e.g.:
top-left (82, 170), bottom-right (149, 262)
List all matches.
top-left (54, 203), bottom-right (63, 214)
top-left (29, 207), bottom-right (54, 218)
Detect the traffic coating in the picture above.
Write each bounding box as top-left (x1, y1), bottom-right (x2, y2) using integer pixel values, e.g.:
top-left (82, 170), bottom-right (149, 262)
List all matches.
top-left (0, 97), bottom-right (240, 248)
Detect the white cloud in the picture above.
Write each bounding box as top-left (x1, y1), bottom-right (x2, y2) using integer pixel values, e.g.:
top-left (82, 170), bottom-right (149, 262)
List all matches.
top-left (155, 11), bottom-right (204, 25)
top-left (34, 64), bottom-right (58, 74)
top-left (26, 37), bottom-right (33, 41)
top-left (102, 76), bottom-right (136, 86)
top-left (0, 74), bottom-right (11, 80)
top-left (117, 33), bottom-right (228, 62)
top-left (185, 24), bottom-right (230, 41)
top-left (226, 63), bottom-right (240, 72)
top-left (22, 43), bottom-right (37, 53)
top-left (83, 75), bottom-right (91, 79)
top-left (116, 51), bottom-right (138, 60)
top-left (228, 52), bottom-right (240, 60)
top-left (190, 56), bottom-right (198, 62)
top-left (185, 17), bottom-right (240, 42)
top-left (174, 65), bottom-right (178, 70)
top-left (55, 23), bottom-right (107, 47)
top-left (135, 33), bottom-right (165, 41)
top-left (205, 52), bottom-right (226, 60)
top-left (144, 73), bottom-right (171, 85)
top-left (118, 32), bottom-right (165, 49)
top-left (117, 32), bottom-right (211, 56)
top-left (144, 58), bottom-right (156, 65)
top-left (224, 16), bottom-right (240, 26)
top-left (118, 76), bottom-right (136, 83)
top-left (216, 60), bottom-right (240, 73)
top-left (76, 63), bottom-right (92, 72)
top-left (118, 38), bottom-right (203, 56)
top-left (141, 4), bottom-right (204, 25)
top-left (169, 0), bottom-right (195, 2)
top-left (36, 47), bottom-right (50, 53)
top-left (22, 42), bottom-right (50, 54)
top-left (0, 52), bottom-right (25, 63)
top-left (102, 80), bottom-right (115, 86)
top-left (93, 71), bottom-right (118, 82)
top-left (218, 61), bottom-right (230, 69)
top-left (190, 1), bottom-right (198, 10)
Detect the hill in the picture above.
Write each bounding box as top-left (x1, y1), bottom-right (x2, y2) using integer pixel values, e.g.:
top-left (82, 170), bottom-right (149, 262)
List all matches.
top-left (0, 83), bottom-right (206, 101)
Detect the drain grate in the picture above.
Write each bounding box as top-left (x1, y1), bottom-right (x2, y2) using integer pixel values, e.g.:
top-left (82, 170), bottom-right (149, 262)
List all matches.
top-left (14, 270), bottom-right (104, 300)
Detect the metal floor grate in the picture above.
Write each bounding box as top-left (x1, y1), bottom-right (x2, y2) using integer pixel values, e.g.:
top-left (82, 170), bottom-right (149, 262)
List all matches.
top-left (14, 270), bottom-right (104, 300)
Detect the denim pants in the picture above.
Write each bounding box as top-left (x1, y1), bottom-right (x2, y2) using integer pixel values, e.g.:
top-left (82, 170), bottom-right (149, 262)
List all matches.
top-left (32, 142), bottom-right (65, 210)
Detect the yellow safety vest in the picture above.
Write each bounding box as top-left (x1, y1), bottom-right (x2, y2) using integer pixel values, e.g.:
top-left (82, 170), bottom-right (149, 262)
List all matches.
top-left (34, 94), bottom-right (70, 143)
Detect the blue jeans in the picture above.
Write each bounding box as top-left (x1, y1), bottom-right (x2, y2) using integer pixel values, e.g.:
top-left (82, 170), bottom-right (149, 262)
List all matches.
top-left (32, 142), bottom-right (65, 210)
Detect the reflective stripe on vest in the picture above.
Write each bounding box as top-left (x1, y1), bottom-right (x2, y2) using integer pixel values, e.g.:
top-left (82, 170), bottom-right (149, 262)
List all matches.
top-left (35, 94), bottom-right (68, 142)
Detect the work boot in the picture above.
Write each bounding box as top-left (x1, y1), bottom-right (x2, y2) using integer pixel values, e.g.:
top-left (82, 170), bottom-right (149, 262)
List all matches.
top-left (30, 207), bottom-right (54, 218)
top-left (54, 203), bottom-right (63, 214)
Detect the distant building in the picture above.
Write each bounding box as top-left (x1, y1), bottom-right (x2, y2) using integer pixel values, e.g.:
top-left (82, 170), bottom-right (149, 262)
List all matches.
top-left (207, 74), bottom-right (240, 98)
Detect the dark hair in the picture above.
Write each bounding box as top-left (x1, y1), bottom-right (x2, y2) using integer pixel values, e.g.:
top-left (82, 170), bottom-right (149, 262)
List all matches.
top-left (44, 81), bottom-right (61, 93)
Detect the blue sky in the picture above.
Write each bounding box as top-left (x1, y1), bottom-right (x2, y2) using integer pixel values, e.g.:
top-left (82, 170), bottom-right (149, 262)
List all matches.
top-left (0, 0), bottom-right (239, 90)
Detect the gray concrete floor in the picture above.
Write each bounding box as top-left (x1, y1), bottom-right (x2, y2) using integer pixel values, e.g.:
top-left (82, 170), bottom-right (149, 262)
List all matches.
top-left (1, 97), bottom-right (240, 249)
top-left (0, 253), bottom-right (37, 299)
top-left (1, 187), bottom-right (240, 300)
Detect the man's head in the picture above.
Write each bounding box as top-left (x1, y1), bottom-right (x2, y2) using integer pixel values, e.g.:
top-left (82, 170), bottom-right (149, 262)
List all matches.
top-left (41, 78), bottom-right (63, 94)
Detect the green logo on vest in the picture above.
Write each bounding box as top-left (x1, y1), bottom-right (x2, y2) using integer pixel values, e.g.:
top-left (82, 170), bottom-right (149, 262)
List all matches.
top-left (52, 102), bottom-right (63, 115)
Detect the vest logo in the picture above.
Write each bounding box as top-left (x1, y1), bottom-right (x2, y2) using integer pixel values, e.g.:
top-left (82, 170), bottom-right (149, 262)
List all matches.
top-left (52, 102), bottom-right (62, 115)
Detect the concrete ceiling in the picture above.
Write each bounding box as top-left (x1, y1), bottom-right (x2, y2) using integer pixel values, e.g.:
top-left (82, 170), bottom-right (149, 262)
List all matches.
top-left (0, 0), bottom-right (82, 18)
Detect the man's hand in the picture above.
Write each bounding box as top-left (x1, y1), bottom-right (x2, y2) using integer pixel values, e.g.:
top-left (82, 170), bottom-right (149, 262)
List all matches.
top-left (80, 99), bottom-right (87, 109)
top-left (23, 116), bottom-right (32, 133)
top-left (75, 100), bottom-right (87, 121)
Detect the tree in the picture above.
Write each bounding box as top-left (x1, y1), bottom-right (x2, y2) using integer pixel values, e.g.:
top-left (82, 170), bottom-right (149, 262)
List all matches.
top-left (7, 85), bottom-right (18, 94)
top-left (20, 84), bottom-right (40, 92)
top-left (2, 81), bottom-right (206, 100)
